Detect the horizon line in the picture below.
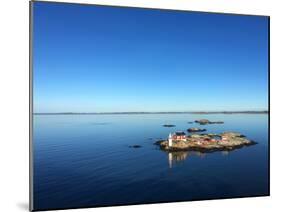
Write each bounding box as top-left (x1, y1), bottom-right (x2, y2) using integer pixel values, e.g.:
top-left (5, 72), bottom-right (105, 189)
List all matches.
top-left (33, 110), bottom-right (269, 115)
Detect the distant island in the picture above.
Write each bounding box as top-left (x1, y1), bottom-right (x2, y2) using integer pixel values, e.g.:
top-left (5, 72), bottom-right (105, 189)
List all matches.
top-left (34, 111), bottom-right (268, 115)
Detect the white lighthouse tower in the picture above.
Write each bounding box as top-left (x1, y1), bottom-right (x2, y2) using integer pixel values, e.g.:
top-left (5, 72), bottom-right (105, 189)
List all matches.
top-left (168, 133), bottom-right (173, 147)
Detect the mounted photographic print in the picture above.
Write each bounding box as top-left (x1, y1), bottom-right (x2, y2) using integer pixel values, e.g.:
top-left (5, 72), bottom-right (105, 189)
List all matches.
top-left (30, 1), bottom-right (270, 211)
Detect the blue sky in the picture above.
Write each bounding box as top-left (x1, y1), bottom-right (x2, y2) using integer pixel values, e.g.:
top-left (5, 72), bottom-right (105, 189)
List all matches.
top-left (33, 2), bottom-right (269, 113)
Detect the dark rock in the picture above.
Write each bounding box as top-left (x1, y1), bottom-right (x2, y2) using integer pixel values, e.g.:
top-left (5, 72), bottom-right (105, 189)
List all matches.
top-left (162, 124), bottom-right (176, 127)
top-left (129, 145), bottom-right (142, 148)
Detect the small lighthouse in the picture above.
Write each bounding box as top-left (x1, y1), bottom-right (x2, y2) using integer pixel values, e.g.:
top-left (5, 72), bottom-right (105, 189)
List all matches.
top-left (168, 133), bottom-right (173, 147)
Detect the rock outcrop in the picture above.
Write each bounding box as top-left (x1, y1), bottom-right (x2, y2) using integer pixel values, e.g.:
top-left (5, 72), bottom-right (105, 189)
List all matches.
top-left (129, 145), bottom-right (142, 148)
top-left (195, 119), bottom-right (224, 125)
top-left (187, 128), bottom-right (206, 132)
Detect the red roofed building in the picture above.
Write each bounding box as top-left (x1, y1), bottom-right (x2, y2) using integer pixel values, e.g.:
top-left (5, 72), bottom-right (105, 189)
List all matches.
top-left (171, 131), bottom-right (187, 141)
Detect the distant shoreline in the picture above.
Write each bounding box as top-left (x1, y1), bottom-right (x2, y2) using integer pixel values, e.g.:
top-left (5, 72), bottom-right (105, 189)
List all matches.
top-left (33, 111), bottom-right (269, 115)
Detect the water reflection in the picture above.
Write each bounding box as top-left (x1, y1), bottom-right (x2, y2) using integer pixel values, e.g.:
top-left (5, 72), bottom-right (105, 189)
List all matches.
top-left (167, 151), bottom-right (229, 168)
top-left (168, 151), bottom-right (189, 168)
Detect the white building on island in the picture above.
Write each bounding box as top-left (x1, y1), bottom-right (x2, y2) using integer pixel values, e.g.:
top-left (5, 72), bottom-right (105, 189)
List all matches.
top-left (168, 133), bottom-right (173, 147)
top-left (168, 131), bottom-right (187, 147)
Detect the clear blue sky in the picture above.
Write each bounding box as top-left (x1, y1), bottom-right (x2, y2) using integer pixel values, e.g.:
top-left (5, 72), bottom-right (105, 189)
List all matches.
top-left (33, 2), bottom-right (269, 113)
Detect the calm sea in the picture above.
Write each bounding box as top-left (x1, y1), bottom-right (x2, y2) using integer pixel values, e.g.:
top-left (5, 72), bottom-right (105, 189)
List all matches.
top-left (33, 114), bottom-right (269, 210)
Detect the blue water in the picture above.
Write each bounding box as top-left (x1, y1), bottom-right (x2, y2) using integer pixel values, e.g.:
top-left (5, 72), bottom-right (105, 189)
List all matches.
top-left (33, 114), bottom-right (269, 210)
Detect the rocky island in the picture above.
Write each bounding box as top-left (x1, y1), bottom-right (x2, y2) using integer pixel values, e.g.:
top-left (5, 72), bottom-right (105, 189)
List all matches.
top-left (187, 127), bottom-right (206, 132)
top-left (155, 131), bottom-right (257, 153)
top-left (195, 119), bottom-right (224, 125)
